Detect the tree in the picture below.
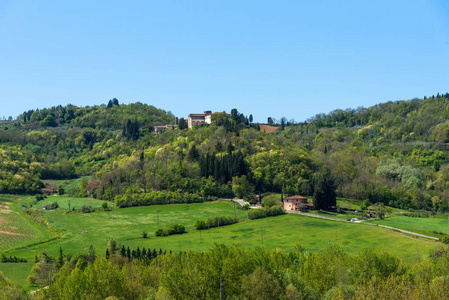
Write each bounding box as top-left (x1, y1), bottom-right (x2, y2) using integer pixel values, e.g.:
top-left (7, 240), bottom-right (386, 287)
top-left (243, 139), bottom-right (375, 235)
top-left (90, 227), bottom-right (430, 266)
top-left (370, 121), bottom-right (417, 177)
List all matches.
top-left (40, 115), bottom-right (57, 127)
top-left (27, 253), bottom-right (56, 286)
top-left (231, 108), bottom-right (239, 121)
top-left (249, 114), bottom-right (253, 123)
top-left (88, 245), bottom-right (96, 263)
top-left (56, 247), bottom-right (64, 269)
top-left (241, 267), bottom-right (283, 300)
top-left (107, 100), bottom-right (113, 109)
top-left (312, 171), bottom-right (336, 210)
top-left (232, 175), bottom-right (254, 199)
top-left (267, 117), bottom-right (274, 124)
top-left (178, 117), bottom-right (188, 130)
top-left (112, 98), bottom-right (119, 106)
top-left (374, 203), bottom-right (385, 219)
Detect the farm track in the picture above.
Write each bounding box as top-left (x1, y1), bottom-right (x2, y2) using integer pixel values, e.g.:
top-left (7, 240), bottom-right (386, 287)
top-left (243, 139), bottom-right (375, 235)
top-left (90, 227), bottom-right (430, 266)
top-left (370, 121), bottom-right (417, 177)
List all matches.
top-left (288, 211), bottom-right (440, 241)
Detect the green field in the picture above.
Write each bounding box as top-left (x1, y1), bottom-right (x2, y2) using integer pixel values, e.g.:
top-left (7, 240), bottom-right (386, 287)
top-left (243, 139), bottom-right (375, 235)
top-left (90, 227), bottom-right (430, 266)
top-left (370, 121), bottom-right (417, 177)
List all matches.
top-left (369, 216), bottom-right (449, 236)
top-left (29, 195), bottom-right (111, 210)
top-left (0, 194), bottom-right (444, 291)
top-left (0, 196), bottom-right (56, 251)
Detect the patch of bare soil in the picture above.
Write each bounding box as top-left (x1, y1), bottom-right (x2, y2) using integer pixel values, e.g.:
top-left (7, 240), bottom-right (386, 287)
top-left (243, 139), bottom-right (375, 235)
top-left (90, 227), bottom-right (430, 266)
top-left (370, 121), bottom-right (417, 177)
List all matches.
top-left (259, 125), bottom-right (278, 133)
top-left (0, 230), bottom-right (30, 236)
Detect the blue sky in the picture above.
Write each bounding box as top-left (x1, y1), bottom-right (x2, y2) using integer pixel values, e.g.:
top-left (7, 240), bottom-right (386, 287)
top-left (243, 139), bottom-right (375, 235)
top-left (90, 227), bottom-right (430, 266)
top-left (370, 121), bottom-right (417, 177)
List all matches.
top-left (1, 0), bottom-right (449, 123)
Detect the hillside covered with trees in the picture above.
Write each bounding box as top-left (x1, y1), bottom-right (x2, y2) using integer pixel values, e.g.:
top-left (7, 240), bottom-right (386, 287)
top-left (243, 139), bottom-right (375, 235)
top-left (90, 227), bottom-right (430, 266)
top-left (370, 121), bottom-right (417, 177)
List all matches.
top-left (2, 94), bottom-right (449, 212)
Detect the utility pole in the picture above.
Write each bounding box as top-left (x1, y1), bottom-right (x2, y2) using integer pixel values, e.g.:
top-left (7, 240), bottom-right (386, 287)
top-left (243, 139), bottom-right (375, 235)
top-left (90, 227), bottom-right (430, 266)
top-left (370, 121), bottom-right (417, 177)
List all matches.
top-left (220, 277), bottom-right (225, 300)
top-left (68, 200), bottom-right (70, 212)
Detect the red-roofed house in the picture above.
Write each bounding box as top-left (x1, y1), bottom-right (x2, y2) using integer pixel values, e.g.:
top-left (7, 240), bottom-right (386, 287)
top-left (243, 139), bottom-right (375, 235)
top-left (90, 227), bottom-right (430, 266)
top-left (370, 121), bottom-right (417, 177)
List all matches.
top-left (283, 195), bottom-right (314, 211)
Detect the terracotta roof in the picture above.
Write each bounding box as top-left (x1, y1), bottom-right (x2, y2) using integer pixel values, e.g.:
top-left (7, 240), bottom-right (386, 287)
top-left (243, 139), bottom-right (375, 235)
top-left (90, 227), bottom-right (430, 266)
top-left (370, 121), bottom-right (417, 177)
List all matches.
top-left (188, 114), bottom-right (206, 117)
top-left (284, 195), bottom-right (308, 201)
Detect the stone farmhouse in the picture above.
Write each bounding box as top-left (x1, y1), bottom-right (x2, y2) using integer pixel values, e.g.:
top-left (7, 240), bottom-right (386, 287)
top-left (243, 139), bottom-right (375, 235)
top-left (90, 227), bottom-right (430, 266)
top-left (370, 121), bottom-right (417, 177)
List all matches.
top-left (283, 195), bottom-right (314, 211)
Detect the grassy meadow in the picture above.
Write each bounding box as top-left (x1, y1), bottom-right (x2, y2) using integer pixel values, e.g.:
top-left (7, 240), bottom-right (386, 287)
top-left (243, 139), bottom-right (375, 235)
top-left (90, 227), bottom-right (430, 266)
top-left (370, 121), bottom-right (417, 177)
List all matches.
top-left (0, 194), bottom-right (445, 290)
top-left (369, 216), bottom-right (449, 236)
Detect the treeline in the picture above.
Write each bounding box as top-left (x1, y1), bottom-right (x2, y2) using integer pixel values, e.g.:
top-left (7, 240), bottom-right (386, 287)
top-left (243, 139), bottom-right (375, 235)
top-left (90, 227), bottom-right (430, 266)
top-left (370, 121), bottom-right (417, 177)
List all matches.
top-left (15, 243), bottom-right (449, 299)
top-left (114, 190), bottom-right (210, 208)
top-left (18, 101), bottom-right (175, 130)
top-left (0, 254), bottom-right (27, 263)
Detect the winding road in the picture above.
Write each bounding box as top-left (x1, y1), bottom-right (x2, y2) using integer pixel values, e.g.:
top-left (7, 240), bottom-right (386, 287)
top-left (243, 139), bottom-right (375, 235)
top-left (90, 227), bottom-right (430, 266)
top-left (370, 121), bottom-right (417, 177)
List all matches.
top-left (287, 211), bottom-right (439, 241)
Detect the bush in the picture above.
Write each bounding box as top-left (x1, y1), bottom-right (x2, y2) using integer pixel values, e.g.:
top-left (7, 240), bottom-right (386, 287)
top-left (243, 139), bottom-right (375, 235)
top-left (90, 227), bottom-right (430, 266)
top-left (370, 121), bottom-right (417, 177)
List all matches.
top-left (156, 224), bottom-right (186, 237)
top-left (142, 231), bottom-right (148, 239)
top-left (195, 216), bottom-right (239, 230)
top-left (194, 219), bottom-right (208, 230)
top-left (51, 201), bottom-right (59, 209)
top-left (57, 187), bottom-right (65, 195)
top-left (247, 205), bottom-right (285, 220)
top-left (81, 205), bottom-right (92, 213)
top-left (102, 202), bottom-right (108, 210)
top-left (155, 228), bottom-right (169, 237)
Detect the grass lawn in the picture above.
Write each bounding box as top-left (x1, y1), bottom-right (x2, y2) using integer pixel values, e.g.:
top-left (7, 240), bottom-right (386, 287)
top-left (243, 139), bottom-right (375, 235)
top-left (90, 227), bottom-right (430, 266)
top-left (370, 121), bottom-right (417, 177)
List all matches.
top-left (369, 216), bottom-right (449, 236)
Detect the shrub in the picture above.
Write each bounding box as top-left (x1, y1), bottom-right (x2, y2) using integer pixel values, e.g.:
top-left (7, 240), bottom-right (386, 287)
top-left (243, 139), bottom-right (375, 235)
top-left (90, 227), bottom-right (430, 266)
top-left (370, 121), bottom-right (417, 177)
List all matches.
top-left (194, 219), bottom-right (208, 230)
top-left (169, 224), bottom-right (186, 235)
top-left (81, 205), bottom-right (92, 213)
top-left (102, 202), bottom-right (108, 210)
top-left (50, 201), bottom-right (59, 209)
top-left (195, 216), bottom-right (239, 230)
top-left (142, 231), bottom-right (148, 239)
top-left (247, 205), bottom-right (285, 220)
top-left (156, 224), bottom-right (186, 237)
top-left (155, 228), bottom-right (169, 237)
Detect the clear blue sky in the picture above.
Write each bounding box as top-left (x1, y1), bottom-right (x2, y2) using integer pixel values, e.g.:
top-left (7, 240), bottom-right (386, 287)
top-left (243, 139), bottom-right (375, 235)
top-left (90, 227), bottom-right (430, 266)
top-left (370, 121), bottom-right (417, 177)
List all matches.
top-left (1, 0), bottom-right (449, 123)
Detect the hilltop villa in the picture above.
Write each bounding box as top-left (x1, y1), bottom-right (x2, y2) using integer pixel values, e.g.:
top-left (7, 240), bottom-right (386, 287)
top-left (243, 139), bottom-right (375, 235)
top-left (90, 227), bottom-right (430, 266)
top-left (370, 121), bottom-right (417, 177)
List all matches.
top-left (188, 111), bottom-right (212, 129)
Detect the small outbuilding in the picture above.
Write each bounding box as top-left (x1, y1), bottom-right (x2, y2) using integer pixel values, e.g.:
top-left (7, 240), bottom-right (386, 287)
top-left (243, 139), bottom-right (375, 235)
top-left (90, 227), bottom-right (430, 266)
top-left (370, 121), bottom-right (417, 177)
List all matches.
top-left (43, 205), bottom-right (53, 210)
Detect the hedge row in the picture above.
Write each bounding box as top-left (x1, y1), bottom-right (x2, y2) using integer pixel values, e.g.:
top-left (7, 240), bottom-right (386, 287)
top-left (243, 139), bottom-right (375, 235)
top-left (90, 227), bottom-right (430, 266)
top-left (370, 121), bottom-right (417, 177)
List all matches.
top-left (115, 191), bottom-right (211, 208)
top-left (155, 224), bottom-right (186, 237)
top-left (194, 215), bottom-right (239, 230)
top-left (247, 205), bottom-right (285, 220)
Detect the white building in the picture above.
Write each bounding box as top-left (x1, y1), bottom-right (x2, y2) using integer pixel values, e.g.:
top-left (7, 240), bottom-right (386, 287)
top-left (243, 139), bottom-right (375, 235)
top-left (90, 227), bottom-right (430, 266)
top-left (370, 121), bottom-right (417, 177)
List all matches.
top-left (188, 111), bottom-right (212, 129)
